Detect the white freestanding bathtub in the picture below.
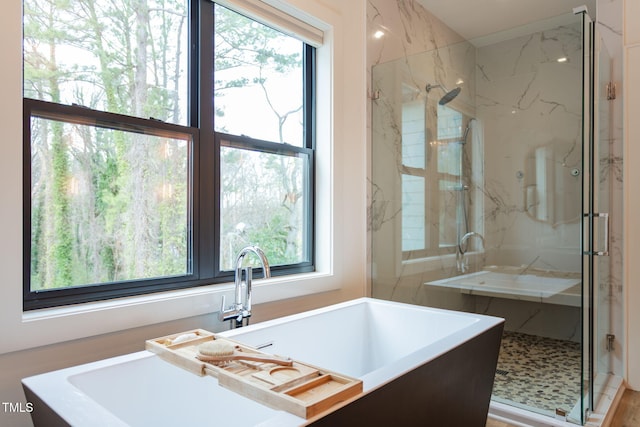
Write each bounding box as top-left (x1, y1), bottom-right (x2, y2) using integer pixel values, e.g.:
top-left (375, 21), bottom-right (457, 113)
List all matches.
top-left (23, 298), bottom-right (504, 426)
top-left (220, 297), bottom-right (502, 391)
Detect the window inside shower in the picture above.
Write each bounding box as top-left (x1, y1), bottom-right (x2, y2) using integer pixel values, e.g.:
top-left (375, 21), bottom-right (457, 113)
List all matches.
top-left (400, 95), bottom-right (472, 260)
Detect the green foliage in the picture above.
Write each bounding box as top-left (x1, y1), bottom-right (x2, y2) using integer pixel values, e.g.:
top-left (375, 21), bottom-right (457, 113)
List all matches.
top-left (246, 211), bottom-right (291, 265)
top-left (50, 121), bottom-right (74, 288)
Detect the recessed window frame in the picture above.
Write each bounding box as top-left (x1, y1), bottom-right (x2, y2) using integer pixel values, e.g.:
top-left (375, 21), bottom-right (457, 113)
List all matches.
top-left (22, 0), bottom-right (316, 310)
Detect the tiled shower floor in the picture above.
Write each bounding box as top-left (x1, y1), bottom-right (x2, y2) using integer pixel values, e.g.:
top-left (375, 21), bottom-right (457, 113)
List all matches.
top-left (492, 331), bottom-right (582, 416)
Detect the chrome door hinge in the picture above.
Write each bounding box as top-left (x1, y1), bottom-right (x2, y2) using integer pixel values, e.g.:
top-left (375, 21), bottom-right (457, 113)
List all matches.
top-left (606, 82), bottom-right (616, 100)
top-left (555, 408), bottom-right (568, 421)
top-left (607, 334), bottom-right (615, 351)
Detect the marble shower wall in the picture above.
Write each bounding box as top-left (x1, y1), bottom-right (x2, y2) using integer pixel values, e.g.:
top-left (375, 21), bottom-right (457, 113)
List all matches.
top-left (594, 0), bottom-right (624, 383)
top-left (367, 0), bottom-right (624, 374)
top-left (367, 0), bottom-right (465, 67)
top-left (368, 0), bottom-right (477, 309)
top-left (476, 18), bottom-right (584, 273)
top-left (473, 17), bottom-right (587, 345)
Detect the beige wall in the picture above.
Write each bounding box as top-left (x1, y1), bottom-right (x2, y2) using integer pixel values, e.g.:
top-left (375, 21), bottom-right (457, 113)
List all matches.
top-left (0, 0), bottom-right (368, 425)
top-left (624, 0), bottom-right (640, 390)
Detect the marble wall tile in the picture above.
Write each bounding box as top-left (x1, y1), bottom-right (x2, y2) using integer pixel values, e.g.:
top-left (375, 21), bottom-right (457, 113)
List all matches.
top-left (596, 0), bottom-right (624, 381)
top-left (367, 0), bottom-right (624, 378)
top-left (477, 20), bottom-right (584, 273)
top-left (369, 0), bottom-right (476, 310)
top-left (367, 0), bottom-right (465, 69)
top-left (475, 296), bottom-right (582, 342)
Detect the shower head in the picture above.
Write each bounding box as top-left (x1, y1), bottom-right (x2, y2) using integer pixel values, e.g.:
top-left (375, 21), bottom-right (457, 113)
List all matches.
top-left (439, 87), bottom-right (461, 105)
top-left (425, 83), bottom-right (462, 105)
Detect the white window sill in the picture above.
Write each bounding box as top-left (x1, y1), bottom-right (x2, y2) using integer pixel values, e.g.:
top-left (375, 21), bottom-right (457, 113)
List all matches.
top-left (14, 271), bottom-right (338, 353)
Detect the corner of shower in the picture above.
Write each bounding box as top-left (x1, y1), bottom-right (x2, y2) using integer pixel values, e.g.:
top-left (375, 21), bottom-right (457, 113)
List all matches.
top-left (369, 6), bottom-right (617, 426)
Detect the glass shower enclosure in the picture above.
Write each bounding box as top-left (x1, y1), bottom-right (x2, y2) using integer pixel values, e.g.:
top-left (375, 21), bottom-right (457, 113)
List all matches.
top-left (371, 9), bottom-right (611, 425)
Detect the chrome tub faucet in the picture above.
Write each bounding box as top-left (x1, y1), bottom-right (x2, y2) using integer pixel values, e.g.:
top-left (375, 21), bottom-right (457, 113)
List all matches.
top-left (219, 245), bottom-right (271, 328)
top-left (457, 232), bottom-right (485, 273)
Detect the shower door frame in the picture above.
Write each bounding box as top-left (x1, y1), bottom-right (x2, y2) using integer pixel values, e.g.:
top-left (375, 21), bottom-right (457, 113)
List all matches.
top-left (580, 9), bottom-right (595, 421)
top-left (580, 8), bottom-right (612, 423)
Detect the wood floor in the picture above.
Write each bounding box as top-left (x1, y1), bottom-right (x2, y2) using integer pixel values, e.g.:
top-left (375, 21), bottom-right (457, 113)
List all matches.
top-left (485, 389), bottom-right (640, 427)
top-left (609, 389), bottom-right (640, 427)
top-left (485, 417), bottom-right (517, 427)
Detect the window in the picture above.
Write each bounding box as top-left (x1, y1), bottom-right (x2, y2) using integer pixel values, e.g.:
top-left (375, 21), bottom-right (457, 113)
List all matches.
top-left (400, 95), bottom-right (469, 259)
top-left (400, 96), bottom-right (427, 252)
top-left (23, 0), bottom-right (316, 310)
top-left (213, 4), bottom-right (313, 271)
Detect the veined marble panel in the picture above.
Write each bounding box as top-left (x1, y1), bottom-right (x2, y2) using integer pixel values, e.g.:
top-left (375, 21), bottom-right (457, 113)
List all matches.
top-left (367, 0), bottom-right (465, 69)
top-left (596, 0), bottom-right (624, 379)
top-left (368, 0), bottom-right (477, 312)
top-left (477, 20), bottom-right (584, 273)
top-left (367, 0), bottom-right (625, 416)
top-left (366, 0), bottom-right (624, 385)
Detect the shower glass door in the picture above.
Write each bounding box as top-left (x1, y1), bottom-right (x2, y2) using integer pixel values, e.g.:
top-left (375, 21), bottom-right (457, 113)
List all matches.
top-left (371, 9), bottom-right (598, 425)
top-left (583, 11), bottom-right (614, 418)
top-left (594, 35), bottom-right (613, 411)
top-left (580, 9), bottom-right (594, 422)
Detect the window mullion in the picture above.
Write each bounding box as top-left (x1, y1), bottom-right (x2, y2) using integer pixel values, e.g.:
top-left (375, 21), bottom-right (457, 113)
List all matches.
top-left (304, 44), bottom-right (316, 150)
top-left (199, 0), bottom-right (217, 280)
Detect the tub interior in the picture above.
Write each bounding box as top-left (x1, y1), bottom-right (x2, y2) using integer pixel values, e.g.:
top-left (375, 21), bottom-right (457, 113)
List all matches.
top-left (67, 355), bottom-right (279, 426)
top-left (225, 300), bottom-right (479, 379)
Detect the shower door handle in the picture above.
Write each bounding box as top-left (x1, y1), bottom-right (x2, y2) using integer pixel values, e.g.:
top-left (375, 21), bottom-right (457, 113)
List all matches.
top-left (595, 212), bottom-right (610, 256)
top-left (584, 212), bottom-right (610, 256)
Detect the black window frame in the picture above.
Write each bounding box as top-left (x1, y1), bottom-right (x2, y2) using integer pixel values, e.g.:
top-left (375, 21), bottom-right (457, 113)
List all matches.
top-left (214, 132), bottom-right (315, 280)
top-left (22, 0), bottom-right (316, 310)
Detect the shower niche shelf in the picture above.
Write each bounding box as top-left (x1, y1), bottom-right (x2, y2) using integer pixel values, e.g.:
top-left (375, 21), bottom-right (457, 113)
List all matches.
top-left (425, 267), bottom-right (581, 306)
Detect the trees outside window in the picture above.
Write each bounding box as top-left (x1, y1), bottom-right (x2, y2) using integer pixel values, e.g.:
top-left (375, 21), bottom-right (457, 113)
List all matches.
top-left (23, 0), bottom-right (315, 309)
top-left (213, 4), bottom-right (312, 271)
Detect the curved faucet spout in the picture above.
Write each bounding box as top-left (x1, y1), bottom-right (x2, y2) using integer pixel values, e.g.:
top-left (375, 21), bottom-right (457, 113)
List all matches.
top-left (459, 231), bottom-right (485, 254)
top-left (234, 246), bottom-right (270, 315)
top-left (220, 245), bottom-right (271, 327)
top-left (456, 232), bottom-right (485, 273)
top-left (235, 245), bottom-right (271, 287)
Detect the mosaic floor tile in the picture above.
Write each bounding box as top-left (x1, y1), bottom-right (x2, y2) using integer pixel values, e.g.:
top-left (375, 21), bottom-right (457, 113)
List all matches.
top-left (492, 331), bottom-right (582, 415)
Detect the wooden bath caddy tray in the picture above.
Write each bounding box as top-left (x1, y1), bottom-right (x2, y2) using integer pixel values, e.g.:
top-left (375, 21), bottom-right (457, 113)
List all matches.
top-left (146, 329), bottom-right (363, 419)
